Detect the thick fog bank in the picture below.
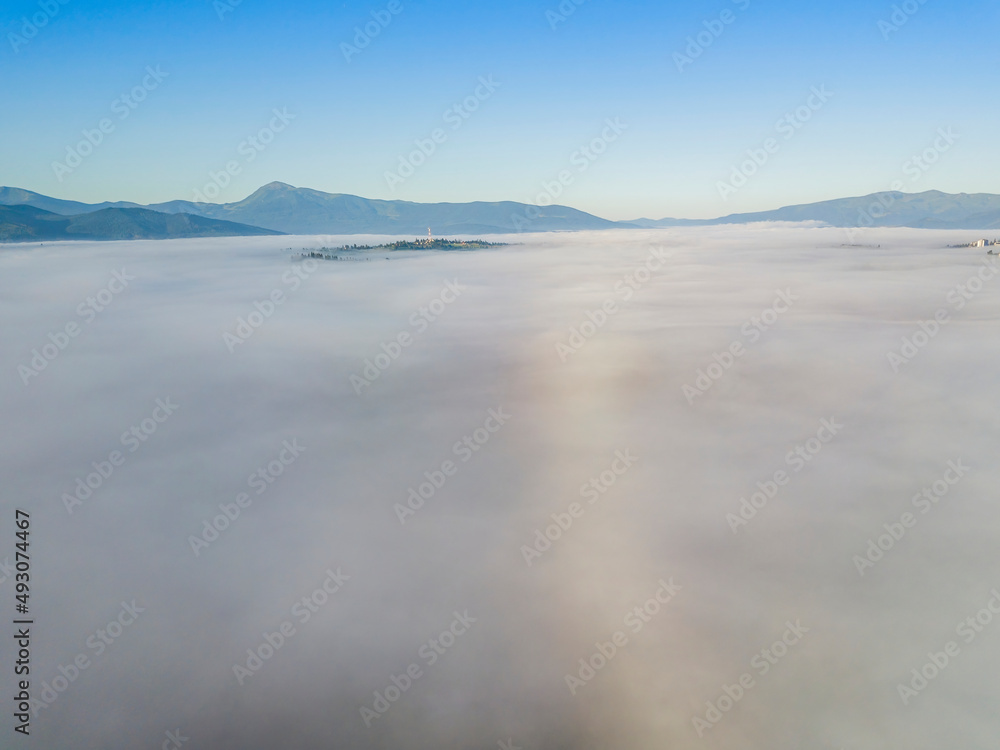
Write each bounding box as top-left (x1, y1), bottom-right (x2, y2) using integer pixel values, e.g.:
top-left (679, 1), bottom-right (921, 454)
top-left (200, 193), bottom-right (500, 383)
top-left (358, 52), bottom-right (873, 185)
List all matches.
top-left (2, 225), bottom-right (998, 749)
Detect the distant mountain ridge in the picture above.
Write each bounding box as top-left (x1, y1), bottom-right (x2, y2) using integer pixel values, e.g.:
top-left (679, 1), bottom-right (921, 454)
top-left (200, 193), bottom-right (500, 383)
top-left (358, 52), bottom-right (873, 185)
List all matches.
top-left (3, 184), bottom-right (1000, 236)
top-left (0, 183), bottom-right (622, 235)
top-left (0, 204), bottom-right (282, 242)
top-left (631, 190), bottom-right (1000, 230)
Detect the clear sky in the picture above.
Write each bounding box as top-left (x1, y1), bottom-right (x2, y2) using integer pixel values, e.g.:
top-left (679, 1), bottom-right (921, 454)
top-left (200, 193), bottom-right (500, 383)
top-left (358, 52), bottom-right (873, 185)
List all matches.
top-left (2, 0), bottom-right (997, 220)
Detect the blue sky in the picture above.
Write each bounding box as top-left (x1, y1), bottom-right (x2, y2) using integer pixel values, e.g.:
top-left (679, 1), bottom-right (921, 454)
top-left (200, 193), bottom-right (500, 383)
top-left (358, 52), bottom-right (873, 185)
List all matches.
top-left (2, 0), bottom-right (997, 219)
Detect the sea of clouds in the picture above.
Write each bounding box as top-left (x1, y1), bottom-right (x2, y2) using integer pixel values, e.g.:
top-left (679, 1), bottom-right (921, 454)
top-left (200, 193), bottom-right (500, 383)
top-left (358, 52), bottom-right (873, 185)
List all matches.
top-left (2, 225), bottom-right (999, 749)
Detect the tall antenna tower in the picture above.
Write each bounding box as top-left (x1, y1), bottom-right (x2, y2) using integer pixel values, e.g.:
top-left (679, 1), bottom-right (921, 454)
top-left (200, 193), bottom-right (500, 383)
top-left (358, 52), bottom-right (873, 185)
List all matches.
top-left (427, 227), bottom-right (432, 242)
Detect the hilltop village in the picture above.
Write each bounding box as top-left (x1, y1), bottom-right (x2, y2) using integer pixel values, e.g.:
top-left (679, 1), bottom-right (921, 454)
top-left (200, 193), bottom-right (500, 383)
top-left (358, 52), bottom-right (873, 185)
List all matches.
top-left (291, 233), bottom-right (507, 261)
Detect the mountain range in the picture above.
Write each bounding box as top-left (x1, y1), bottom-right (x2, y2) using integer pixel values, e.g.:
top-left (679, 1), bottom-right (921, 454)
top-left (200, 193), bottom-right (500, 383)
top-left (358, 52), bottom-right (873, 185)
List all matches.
top-left (633, 190), bottom-right (1000, 230)
top-left (0, 204), bottom-right (281, 242)
top-left (0, 183), bottom-right (617, 237)
top-left (3, 183), bottom-right (1000, 241)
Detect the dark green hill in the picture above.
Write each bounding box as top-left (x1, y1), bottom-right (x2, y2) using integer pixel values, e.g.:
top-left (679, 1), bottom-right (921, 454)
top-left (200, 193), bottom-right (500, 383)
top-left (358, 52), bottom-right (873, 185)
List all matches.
top-left (0, 205), bottom-right (283, 242)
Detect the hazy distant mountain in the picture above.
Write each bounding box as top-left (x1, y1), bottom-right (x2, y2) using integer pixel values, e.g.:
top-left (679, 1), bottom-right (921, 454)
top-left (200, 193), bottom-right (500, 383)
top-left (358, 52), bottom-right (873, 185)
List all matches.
top-left (0, 183), bottom-right (624, 235)
top-left (0, 186), bottom-right (145, 215)
top-left (5, 184), bottom-right (1000, 235)
top-left (634, 190), bottom-right (1000, 230)
top-left (0, 205), bottom-right (283, 242)
top-left (174, 182), bottom-right (628, 234)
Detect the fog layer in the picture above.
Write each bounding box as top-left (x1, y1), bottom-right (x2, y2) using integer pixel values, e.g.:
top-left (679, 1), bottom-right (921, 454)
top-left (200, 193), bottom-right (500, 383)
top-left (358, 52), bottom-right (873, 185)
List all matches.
top-left (2, 226), bottom-right (998, 749)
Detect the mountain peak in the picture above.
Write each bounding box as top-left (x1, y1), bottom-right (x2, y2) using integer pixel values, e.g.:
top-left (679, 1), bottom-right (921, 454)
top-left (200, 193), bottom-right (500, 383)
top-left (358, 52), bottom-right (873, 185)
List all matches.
top-left (238, 182), bottom-right (298, 203)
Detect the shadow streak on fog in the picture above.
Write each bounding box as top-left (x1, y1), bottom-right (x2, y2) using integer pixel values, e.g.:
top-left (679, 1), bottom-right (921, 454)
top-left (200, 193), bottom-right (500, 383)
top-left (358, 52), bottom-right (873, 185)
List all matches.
top-left (1, 225), bottom-right (999, 749)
